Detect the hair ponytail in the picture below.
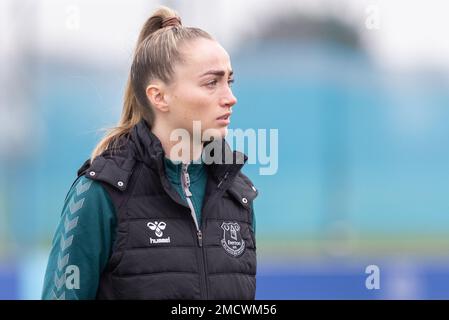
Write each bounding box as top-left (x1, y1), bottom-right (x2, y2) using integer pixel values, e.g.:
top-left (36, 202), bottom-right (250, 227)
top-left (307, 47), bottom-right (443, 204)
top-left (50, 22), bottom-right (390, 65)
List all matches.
top-left (90, 5), bottom-right (213, 162)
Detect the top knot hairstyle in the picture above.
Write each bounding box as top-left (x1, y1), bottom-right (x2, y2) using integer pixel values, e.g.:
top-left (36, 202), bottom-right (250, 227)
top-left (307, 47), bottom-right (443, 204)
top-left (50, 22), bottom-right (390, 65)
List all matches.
top-left (161, 16), bottom-right (182, 28)
top-left (90, 6), bottom-right (214, 161)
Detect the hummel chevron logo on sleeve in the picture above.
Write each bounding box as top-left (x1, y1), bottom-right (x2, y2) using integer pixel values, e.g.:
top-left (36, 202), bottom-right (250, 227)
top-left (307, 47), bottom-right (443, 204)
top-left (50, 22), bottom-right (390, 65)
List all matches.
top-left (69, 198), bottom-right (84, 215)
top-left (64, 214), bottom-right (79, 234)
top-left (51, 178), bottom-right (92, 300)
top-left (57, 253), bottom-right (69, 271)
top-left (51, 290), bottom-right (65, 300)
top-left (76, 179), bottom-right (92, 196)
top-left (54, 273), bottom-right (66, 291)
top-left (59, 234), bottom-right (73, 252)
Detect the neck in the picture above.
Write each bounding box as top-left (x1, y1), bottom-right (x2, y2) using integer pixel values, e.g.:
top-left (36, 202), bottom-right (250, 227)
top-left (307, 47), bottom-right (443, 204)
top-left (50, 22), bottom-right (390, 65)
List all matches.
top-left (151, 121), bottom-right (203, 164)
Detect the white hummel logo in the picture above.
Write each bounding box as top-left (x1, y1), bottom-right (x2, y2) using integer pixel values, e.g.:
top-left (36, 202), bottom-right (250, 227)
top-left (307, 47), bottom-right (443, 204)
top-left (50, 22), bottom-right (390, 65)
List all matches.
top-left (147, 221), bottom-right (171, 244)
top-left (147, 221), bottom-right (166, 237)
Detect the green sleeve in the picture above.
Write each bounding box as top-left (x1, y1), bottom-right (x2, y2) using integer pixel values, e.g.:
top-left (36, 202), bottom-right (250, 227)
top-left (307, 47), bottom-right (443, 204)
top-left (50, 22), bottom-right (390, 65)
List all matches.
top-left (41, 175), bottom-right (116, 300)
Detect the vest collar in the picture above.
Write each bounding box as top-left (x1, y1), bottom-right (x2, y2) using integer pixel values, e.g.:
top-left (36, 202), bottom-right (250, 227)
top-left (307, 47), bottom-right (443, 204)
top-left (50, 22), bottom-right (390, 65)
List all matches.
top-left (82, 119), bottom-right (248, 192)
top-left (131, 119), bottom-right (248, 182)
top-left (164, 156), bottom-right (205, 186)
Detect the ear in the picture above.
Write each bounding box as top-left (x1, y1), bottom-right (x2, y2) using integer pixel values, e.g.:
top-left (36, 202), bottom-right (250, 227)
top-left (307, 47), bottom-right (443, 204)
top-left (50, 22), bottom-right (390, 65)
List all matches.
top-left (146, 83), bottom-right (169, 112)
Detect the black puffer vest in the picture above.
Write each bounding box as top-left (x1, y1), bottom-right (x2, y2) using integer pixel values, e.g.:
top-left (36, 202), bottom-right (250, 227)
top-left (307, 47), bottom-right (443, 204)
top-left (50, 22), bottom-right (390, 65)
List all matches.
top-left (77, 119), bottom-right (258, 299)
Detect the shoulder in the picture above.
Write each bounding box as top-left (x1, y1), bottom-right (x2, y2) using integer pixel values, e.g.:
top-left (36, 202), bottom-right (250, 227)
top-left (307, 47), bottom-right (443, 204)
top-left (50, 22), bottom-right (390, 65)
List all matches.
top-left (63, 175), bottom-right (114, 214)
top-left (68, 175), bottom-right (110, 199)
top-left (234, 172), bottom-right (258, 196)
top-left (58, 175), bottom-right (117, 238)
top-left (236, 171), bottom-right (257, 189)
top-left (76, 141), bottom-right (138, 193)
top-left (227, 171), bottom-right (259, 210)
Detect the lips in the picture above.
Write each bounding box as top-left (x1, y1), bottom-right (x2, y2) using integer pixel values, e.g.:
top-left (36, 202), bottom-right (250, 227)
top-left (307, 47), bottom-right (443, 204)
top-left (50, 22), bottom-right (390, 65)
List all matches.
top-left (217, 112), bottom-right (231, 120)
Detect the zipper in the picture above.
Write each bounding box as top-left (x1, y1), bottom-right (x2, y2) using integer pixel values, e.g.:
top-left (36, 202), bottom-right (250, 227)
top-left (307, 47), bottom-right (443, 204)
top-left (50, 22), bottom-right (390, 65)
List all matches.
top-left (181, 163), bottom-right (200, 241)
top-left (181, 163), bottom-right (208, 299)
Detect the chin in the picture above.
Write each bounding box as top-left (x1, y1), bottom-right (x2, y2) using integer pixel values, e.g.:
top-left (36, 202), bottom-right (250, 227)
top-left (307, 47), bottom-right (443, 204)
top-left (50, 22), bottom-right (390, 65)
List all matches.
top-left (213, 127), bottom-right (228, 139)
top-left (202, 127), bottom-right (227, 142)
top-left (220, 127), bottom-right (228, 138)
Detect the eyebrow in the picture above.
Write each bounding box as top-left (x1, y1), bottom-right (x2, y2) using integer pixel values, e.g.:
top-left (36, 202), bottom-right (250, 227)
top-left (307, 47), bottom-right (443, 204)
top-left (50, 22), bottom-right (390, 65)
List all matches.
top-left (200, 69), bottom-right (234, 78)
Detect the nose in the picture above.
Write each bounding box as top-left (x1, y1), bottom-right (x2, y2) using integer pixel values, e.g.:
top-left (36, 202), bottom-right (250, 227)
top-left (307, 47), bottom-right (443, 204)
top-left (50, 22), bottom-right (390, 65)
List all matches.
top-left (220, 87), bottom-right (237, 108)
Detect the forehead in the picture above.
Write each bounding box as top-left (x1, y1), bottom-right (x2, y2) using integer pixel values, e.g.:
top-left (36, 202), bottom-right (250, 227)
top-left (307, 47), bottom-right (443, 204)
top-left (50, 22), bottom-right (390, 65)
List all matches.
top-left (177, 38), bottom-right (232, 77)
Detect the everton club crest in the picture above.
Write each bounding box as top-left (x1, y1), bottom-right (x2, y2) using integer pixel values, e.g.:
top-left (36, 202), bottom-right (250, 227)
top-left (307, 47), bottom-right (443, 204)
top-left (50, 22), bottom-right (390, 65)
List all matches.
top-left (220, 222), bottom-right (245, 257)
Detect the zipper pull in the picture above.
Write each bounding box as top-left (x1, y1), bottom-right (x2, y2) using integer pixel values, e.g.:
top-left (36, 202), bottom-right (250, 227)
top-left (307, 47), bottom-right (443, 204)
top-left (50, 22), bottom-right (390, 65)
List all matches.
top-left (184, 173), bottom-right (192, 196)
top-left (182, 164), bottom-right (190, 187)
top-left (197, 230), bottom-right (203, 247)
top-left (184, 171), bottom-right (190, 187)
top-left (181, 164), bottom-right (192, 196)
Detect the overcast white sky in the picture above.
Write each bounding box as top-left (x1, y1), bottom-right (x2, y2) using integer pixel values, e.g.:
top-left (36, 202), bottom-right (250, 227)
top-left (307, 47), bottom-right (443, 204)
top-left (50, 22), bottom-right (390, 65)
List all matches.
top-left (1, 0), bottom-right (449, 71)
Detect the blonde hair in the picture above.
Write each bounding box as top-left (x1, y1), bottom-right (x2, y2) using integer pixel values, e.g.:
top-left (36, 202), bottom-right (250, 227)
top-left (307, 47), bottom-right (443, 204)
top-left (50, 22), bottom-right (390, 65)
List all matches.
top-left (90, 5), bottom-right (213, 161)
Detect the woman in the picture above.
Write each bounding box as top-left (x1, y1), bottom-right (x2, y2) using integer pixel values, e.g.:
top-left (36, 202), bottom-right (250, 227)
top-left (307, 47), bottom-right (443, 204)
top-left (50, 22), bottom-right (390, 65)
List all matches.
top-left (42, 6), bottom-right (258, 300)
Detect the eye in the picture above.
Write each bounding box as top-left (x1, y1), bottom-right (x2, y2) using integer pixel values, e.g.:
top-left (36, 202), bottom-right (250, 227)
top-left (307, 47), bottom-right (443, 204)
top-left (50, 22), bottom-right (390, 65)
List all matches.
top-left (206, 80), bottom-right (218, 87)
top-left (205, 78), bottom-right (235, 88)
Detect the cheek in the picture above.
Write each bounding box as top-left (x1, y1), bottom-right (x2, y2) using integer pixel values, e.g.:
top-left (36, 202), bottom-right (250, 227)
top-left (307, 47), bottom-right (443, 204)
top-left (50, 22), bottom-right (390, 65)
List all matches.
top-left (176, 88), bottom-right (215, 121)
